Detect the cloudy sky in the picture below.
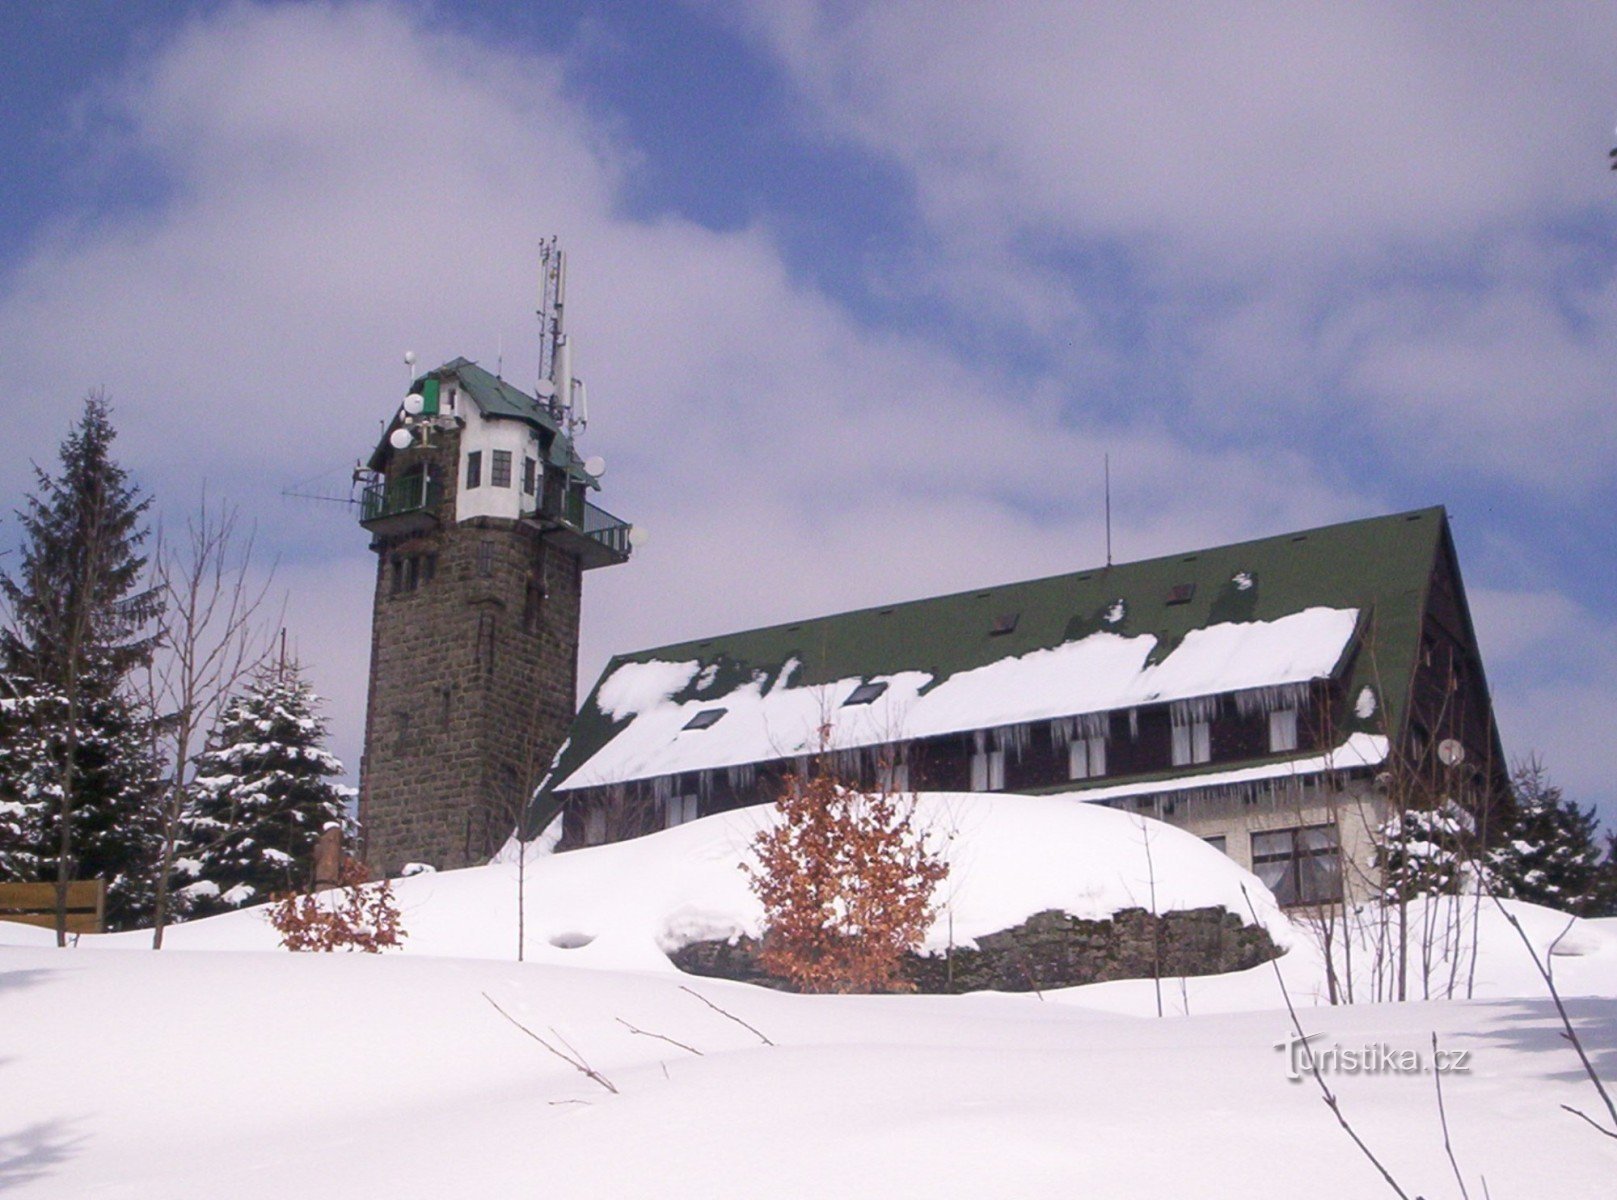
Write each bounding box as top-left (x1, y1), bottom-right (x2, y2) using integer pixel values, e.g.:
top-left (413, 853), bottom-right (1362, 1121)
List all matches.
top-left (3, 2), bottom-right (1614, 823)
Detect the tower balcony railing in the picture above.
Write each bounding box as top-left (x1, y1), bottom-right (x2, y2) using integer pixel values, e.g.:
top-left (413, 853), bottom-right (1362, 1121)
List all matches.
top-left (360, 474), bottom-right (441, 525)
top-left (581, 500), bottom-right (632, 557)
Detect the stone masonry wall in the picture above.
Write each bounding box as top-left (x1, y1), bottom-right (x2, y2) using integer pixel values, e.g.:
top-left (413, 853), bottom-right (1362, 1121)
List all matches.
top-left (669, 905), bottom-right (1278, 994)
top-left (359, 427), bottom-right (584, 876)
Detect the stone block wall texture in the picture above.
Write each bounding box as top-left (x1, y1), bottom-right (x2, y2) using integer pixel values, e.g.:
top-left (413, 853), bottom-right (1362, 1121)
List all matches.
top-left (668, 905), bottom-right (1279, 994)
top-left (359, 429), bottom-right (583, 876)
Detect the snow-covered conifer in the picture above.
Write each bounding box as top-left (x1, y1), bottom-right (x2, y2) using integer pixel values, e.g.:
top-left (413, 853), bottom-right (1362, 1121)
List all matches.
top-left (0, 396), bottom-right (164, 930)
top-left (1488, 759), bottom-right (1604, 915)
top-left (1373, 799), bottom-right (1490, 902)
top-left (178, 661), bottom-right (353, 916)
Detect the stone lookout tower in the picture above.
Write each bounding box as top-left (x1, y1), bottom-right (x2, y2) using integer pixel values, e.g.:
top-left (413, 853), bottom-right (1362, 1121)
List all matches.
top-left (357, 245), bottom-right (632, 875)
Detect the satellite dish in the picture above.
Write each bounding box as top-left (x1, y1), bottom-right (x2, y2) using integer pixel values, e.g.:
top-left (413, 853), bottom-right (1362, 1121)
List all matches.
top-left (388, 427), bottom-right (413, 451)
top-left (628, 524), bottom-right (648, 549)
top-left (403, 350), bottom-right (417, 366)
top-left (535, 379), bottom-right (557, 399)
top-left (584, 455), bottom-right (606, 478)
top-left (403, 393), bottom-right (425, 416)
top-left (1437, 739), bottom-right (1466, 767)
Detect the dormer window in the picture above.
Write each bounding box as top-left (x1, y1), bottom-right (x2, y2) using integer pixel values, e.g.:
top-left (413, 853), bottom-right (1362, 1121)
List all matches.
top-left (843, 681), bottom-right (888, 706)
top-left (1268, 707), bottom-right (1299, 753)
top-left (683, 708), bottom-right (727, 731)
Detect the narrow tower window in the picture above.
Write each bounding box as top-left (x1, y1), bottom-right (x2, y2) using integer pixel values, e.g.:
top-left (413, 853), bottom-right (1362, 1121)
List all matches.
top-left (465, 451), bottom-right (483, 489)
top-left (523, 456), bottom-right (537, 495)
top-left (491, 450), bottom-right (513, 488)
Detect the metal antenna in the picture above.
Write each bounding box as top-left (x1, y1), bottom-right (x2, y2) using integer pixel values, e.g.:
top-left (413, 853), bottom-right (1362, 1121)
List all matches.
top-left (1104, 453), bottom-right (1113, 567)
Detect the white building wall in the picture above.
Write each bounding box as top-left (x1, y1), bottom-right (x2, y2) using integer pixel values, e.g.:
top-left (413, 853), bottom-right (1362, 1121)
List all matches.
top-left (453, 407), bottom-right (540, 524)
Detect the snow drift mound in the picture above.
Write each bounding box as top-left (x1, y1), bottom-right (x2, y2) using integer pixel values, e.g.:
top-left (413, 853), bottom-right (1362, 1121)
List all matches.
top-left (19, 793), bottom-right (1289, 970)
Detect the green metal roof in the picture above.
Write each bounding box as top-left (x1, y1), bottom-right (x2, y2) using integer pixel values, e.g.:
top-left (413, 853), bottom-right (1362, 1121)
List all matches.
top-left (532, 506), bottom-right (1451, 822)
top-left (370, 358), bottom-right (598, 486)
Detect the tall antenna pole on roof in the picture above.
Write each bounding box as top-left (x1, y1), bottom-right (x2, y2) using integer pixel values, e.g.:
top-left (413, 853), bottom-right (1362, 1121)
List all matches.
top-left (536, 237), bottom-right (582, 434)
top-left (1104, 452), bottom-right (1113, 567)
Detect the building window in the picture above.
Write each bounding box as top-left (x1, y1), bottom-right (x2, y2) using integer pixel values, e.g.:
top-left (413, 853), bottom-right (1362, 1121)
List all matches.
top-left (477, 540), bottom-right (494, 577)
top-left (475, 612), bottom-right (496, 677)
top-left (465, 450), bottom-right (482, 489)
top-left (683, 708), bottom-right (727, 731)
top-left (1251, 825), bottom-right (1342, 906)
top-left (1171, 719), bottom-right (1211, 766)
top-left (665, 794), bottom-right (699, 828)
top-left (844, 681), bottom-right (888, 706)
top-left (523, 455), bottom-right (537, 495)
top-left (583, 806), bottom-right (606, 845)
top-left (491, 449), bottom-right (513, 488)
top-left (970, 749), bottom-right (1005, 791)
top-left (1203, 834), bottom-right (1228, 856)
top-left (1068, 735), bottom-right (1107, 780)
top-left (879, 759), bottom-right (910, 793)
top-left (1268, 707), bottom-right (1299, 753)
top-left (523, 580), bottom-right (544, 633)
top-left (421, 553), bottom-right (437, 585)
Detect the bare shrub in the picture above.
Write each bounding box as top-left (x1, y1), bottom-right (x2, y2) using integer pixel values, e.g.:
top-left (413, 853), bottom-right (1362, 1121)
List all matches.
top-left (267, 857), bottom-right (406, 953)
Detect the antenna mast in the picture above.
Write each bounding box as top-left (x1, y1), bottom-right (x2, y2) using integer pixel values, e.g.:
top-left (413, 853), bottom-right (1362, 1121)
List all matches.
top-left (1104, 453), bottom-right (1113, 568)
top-left (537, 237), bottom-right (584, 435)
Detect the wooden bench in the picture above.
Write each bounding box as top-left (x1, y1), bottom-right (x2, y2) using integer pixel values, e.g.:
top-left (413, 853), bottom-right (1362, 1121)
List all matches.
top-left (0, 879), bottom-right (106, 934)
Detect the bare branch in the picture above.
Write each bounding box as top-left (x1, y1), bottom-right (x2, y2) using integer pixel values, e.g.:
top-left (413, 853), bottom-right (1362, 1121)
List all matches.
top-left (1240, 885), bottom-right (1414, 1200)
top-left (615, 1017), bottom-right (703, 1056)
top-left (1431, 1032), bottom-right (1471, 1199)
top-left (679, 985), bottom-right (775, 1046)
top-left (481, 993), bottom-right (618, 1094)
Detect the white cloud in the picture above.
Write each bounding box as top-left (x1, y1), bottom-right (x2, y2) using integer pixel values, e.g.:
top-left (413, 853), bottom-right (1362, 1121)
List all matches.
top-left (5, 0), bottom-right (1607, 829)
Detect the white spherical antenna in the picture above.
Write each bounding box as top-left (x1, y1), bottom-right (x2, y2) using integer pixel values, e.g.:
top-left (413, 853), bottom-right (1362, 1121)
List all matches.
top-left (1436, 738), bottom-right (1466, 767)
top-left (403, 393), bottom-right (425, 416)
top-left (628, 524), bottom-right (648, 549)
top-left (403, 350), bottom-right (418, 366)
top-left (535, 378), bottom-right (557, 400)
top-left (388, 427), bottom-right (413, 451)
top-left (584, 455), bottom-right (606, 478)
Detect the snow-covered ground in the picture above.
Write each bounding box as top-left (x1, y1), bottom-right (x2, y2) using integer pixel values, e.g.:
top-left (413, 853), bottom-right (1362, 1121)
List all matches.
top-left (4, 796), bottom-right (1614, 1197)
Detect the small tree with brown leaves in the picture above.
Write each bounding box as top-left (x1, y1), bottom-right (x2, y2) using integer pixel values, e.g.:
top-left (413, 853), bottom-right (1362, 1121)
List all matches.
top-left (267, 857), bottom-right (406, 953)
top-left (744, 760), bottom-right (946, 993)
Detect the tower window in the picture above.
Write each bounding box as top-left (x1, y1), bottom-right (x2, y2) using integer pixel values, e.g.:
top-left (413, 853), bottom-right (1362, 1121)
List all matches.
top-left (523, 580), bottom-right (544, 632)
top-left (421, 553), bottom-right (437, 585)
top-left (523, 456), bottom-right (537, 495)
top-left (477, 540), bottom-right (494, 577)
top-left (465, 451), bottom-right (482, 489)
top-left (491, 450), bottom-right (513, 488)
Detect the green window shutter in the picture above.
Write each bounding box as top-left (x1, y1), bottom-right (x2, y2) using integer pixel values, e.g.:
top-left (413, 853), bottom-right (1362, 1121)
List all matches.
top-left (421, 377), bottom-right (441, 415)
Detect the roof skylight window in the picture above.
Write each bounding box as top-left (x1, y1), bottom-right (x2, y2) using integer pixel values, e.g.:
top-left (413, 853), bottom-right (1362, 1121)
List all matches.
top-left (843, 681), bottom-right (889, 706)
top-left (682, 708), bottom-right (727, 731)
top-left (990, 612), bottom-right (1020, 636)
top-left (1165, 583), bottom-right (1196, 605)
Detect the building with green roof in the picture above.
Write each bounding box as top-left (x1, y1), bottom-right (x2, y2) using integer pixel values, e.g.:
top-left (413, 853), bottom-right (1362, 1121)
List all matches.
top-left (531, 506), bottom-right (1504, 905)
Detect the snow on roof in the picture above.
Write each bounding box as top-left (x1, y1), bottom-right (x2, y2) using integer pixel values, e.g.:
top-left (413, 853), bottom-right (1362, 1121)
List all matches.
top-left (1066, 732), bottom-right (1390, 804)
top-left (557, 606), bottom-right (1359, 791)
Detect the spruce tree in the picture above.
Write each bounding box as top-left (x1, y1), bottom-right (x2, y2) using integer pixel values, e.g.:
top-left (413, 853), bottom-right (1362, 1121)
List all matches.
top-left (1489, 759), bottom-right (1605, 915)
top-left (0, 395), bottom-right (163, 932)
top-left (177, 661), bottom-right (353, 916)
